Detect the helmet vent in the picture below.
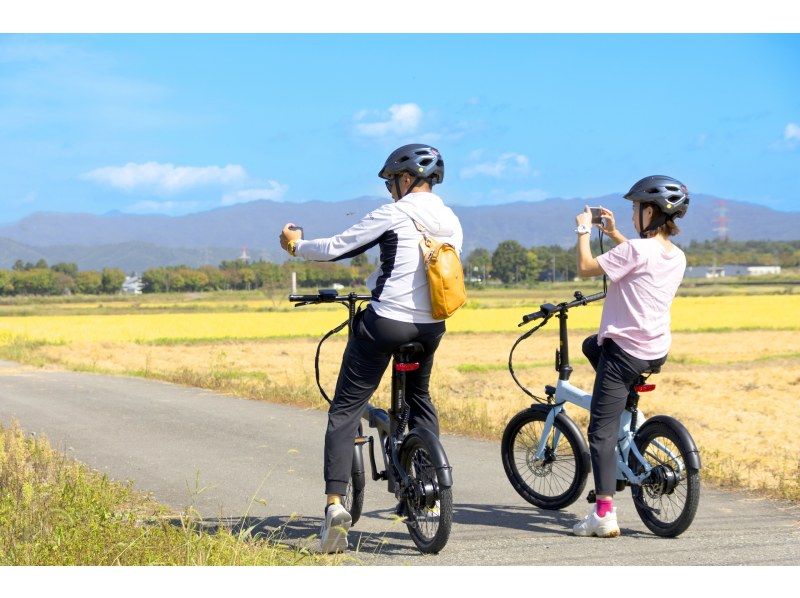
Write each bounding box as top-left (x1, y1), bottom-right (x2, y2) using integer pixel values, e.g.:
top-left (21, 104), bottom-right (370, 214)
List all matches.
top-left (398, 156), bottom-right (410, 163)
top-left (414, 150), bottom-right (429, 155)
top-left (647, 188), bottom-right (659, 194)
top-left (665, 185), bottom-right (680, 191)
top-left (418, 158), bottom-right (433, 167)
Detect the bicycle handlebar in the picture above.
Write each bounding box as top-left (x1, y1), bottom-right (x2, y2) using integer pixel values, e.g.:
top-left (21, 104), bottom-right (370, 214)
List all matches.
top-left (288, 290), bottom-right (372, 305)
top-left (520, 290), bottom-right (606, 325)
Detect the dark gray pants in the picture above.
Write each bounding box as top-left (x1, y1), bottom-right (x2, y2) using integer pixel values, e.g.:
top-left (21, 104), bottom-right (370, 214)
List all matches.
top-left (582, 335), bottom-right (667, 496)
top-left (324, 307), bottom-right (446, 496)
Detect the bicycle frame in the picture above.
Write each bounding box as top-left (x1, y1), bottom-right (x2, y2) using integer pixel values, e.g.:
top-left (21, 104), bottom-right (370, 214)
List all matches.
top-left (523, 303), bottom-right (683, 486)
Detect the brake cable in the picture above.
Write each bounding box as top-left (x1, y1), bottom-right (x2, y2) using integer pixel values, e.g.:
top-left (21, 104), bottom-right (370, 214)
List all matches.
top-left (314, 317), bottom-right (349, 405)
top-left (508, 315), bottom-right (552, 404)
top-left (312, 301), bottom-right (367, 405)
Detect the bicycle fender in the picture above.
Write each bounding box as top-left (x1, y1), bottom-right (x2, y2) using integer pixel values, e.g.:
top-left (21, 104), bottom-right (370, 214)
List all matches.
top-left (402, 427), bottom-right (453, 488)
top-left (636, 415), bottom-right (702, 470)
top-left (524, 404), bottom-right (592, 474)
top-left (351, 443), bottom-right (366, 491)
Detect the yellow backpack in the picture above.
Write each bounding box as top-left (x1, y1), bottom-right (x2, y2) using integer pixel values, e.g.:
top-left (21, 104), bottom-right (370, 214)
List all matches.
top-left (409, 219), bottom-right (467, 320)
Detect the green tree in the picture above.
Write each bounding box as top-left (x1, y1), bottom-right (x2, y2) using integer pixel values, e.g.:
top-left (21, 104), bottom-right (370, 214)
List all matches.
top-left (350, 253), bottom-right (369, 268)
top-left (0, 270), bottom-right (14, 295)
top-left (11, 269), bottom-right (58, 295)
top-left (491, 240), bottom-right (530, 283)
top-left (52, 262), bottom-right (79, 278)
top-left (101, 268), bottom-right (126, 294)
top-left (466, 248), bottom-right (491, 281)
top-left (75, 271), bottom-right (103, 294)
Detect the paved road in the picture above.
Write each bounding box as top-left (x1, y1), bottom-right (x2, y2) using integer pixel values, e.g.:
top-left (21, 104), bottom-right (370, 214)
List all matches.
top-left (1, 360), bottom-right (798, 565)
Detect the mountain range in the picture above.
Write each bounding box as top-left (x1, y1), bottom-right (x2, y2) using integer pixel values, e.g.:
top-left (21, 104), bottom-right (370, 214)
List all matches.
top-left (1, 194), bottom-right (798, 272)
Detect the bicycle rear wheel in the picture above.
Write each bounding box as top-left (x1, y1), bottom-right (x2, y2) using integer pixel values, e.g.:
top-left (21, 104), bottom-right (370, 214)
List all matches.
top-left (501, 407), bottom-right (590, 510)
top-left (399, 434), bottom-right (453, 554)
top-left (630, 419), bottom-right (700, 537)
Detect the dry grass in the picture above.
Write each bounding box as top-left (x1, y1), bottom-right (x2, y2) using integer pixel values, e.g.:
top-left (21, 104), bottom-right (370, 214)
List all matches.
top-left (0, 421), bottom-right (334, 565)
top-left (16, 327), bottom-right (800, 502)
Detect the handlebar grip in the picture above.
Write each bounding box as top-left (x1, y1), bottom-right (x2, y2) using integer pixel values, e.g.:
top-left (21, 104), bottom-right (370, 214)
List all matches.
top-left (288, 294), bottom-right (320, 302)
top-left (583, 292), bottom-right (606, 303)
top-left (521, 310), bottom-right (544, 323)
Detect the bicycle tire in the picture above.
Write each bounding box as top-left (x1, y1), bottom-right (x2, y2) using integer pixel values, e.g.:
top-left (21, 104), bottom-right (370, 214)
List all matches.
top-left (399, 434), bottom-right (453, 554)
top-left (501, 406), bottom-right (590, 510)
top-left (630, 419), bottom-right (700, 537)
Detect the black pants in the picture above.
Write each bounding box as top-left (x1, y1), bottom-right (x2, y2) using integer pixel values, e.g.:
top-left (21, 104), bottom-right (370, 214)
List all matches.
top-left (324, 307), bottom-right (446, 496)
top-left (582, 335), bottom-right (667, 497)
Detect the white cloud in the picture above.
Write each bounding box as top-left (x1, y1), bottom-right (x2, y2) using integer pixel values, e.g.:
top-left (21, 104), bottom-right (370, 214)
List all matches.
top-left (123, 200), bottom-right (206, 215)
top-left (461, 152), bottom-right (532, 179)
top-left (354, 103), bottom-right (422, 138)
top-left (221, 181), bottom-right (288, 205)
top-left (82, 162), bottom-right (247, 194)
top-left (785, 122), bottom-right (800, 142)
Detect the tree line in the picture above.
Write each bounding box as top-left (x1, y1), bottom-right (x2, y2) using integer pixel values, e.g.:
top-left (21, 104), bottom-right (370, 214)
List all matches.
top-left (465, 238), bottom-right (800, 284)
top-left (0, 239), bottom-right (795, 296)
top-left (0, 257), bottom-right (368, 296)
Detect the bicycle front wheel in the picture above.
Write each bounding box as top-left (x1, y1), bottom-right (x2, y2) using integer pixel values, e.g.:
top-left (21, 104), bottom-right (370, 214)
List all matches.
top-left (343, 445), bottom-right (365, 526)
top-left (501, 407), bottom-right (590, 510)
top-left (399, 434), bottom-right (453, 554)
top-left (630, 418), bottom-right (700, 537)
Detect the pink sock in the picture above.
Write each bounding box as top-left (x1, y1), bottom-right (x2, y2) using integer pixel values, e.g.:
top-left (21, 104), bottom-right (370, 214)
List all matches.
top-left (596, 498), bottom-right (613, 517)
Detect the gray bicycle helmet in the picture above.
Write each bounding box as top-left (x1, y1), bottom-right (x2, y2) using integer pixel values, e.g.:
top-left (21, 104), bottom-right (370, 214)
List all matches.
top-left (378, 143), bottom-right (444, 199)
top-left (624, 175), bottom-right (690, 238)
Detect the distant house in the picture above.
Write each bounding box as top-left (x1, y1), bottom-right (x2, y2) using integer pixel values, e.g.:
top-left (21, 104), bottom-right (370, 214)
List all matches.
top-left (122, 275), bottom-right (144, 294)
top-left (684, 265), bottom-right (781, 279)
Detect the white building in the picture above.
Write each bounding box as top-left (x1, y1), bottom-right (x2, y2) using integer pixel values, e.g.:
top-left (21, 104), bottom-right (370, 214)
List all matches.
top-left (684, 265), bottom-right (782, 279)
top-left (122, 275), bottom-right (144, 294)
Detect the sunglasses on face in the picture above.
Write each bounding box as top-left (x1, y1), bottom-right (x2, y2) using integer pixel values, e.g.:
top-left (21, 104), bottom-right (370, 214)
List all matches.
top-left (384, 178), bottom-right (394, 192)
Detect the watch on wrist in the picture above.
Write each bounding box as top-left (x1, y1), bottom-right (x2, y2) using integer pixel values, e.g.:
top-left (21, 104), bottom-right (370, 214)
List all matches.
top-left (575, 224), bottom-right (591, 235)
top-left (287, 239), bottom-right (298, 256)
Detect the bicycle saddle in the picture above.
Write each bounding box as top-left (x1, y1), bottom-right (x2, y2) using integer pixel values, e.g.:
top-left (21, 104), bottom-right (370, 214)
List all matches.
top-left (394, 342), bottom-right (424, 360)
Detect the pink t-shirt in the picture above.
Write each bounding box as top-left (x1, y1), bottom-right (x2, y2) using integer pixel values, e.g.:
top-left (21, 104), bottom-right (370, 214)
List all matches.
top-left (595, 238), bottom-right (686, 361)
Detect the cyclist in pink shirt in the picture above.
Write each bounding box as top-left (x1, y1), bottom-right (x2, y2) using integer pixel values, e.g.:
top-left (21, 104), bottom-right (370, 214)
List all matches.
top-left (572, 175), bottom-right (690, 538)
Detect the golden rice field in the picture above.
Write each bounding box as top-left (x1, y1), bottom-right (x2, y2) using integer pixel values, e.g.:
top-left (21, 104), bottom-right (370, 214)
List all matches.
top-left (0, 294), bottom-right (798, 345)
top-left (1, 291), bottom-right (799, 501)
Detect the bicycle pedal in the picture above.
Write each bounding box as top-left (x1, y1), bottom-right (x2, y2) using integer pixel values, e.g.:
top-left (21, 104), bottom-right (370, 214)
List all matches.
top-left (586, 490), bottom-right (596, 503)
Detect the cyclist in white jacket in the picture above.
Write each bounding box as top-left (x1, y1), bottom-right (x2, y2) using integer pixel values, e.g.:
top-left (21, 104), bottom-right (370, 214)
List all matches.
top-left (279, 144), bottom-right (462, 552)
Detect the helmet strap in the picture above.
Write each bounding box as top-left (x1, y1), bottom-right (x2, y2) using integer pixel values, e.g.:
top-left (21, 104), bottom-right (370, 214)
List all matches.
top-left (396, 175), bottom-right (423, 200)
top-left (639, 203), bottom-right (669, 238)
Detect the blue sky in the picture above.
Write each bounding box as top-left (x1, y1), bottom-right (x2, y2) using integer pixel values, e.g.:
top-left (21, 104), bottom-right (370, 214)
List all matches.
top-left (1, 34), bottom-right (799, 223)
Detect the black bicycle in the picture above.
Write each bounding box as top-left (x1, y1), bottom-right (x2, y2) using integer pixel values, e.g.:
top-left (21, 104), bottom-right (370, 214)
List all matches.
top-left (289, 289), bottom-right (453, 554)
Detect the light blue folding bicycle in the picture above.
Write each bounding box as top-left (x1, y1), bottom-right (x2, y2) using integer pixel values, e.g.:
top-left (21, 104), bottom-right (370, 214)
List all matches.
top-left (500, 290), bottom-right (701, 537)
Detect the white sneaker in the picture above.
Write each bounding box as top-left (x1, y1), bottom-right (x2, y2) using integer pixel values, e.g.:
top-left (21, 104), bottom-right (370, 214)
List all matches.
top-left (319, 503), bottom-right (352, 553)
top-left (572, 506), bottom-right (621, 538)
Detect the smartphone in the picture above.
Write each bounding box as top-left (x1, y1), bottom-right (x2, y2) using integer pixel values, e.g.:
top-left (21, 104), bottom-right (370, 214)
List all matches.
top-left (288, 225), bottom-right (304, 239)
top-left (588, 207), bottom-right (603, 225)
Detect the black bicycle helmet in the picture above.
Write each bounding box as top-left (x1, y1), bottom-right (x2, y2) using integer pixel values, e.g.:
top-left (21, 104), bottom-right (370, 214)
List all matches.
top-left (624, 175), bottom-right (690, 237)
top-left (378, 143), bottom-right (444, 199)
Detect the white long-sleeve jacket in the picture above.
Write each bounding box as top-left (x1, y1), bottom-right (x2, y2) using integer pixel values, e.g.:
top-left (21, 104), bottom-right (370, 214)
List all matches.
top-left (293, 191), bottom-right (463, 323)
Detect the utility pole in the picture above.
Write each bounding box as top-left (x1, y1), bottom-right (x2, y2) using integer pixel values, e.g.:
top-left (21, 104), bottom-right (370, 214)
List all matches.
top-left (551, 255), bottom-right (556, 283)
